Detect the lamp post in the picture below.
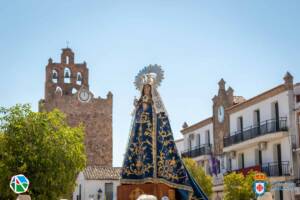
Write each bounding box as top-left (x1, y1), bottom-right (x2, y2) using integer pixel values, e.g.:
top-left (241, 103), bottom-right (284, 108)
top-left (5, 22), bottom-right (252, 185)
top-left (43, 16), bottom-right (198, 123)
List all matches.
top-left (97, 188), bottom-right (102, 200)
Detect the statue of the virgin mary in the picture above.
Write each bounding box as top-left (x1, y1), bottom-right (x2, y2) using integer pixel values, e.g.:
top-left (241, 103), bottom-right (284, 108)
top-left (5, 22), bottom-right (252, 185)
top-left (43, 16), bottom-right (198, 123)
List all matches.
top-left (120, 65), bottom-right (208, 200)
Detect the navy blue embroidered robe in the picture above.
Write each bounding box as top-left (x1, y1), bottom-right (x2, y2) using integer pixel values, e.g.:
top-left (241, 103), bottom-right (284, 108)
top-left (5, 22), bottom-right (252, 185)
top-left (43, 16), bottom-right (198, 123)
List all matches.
top-left (121, 98), bottom-right (208, 200)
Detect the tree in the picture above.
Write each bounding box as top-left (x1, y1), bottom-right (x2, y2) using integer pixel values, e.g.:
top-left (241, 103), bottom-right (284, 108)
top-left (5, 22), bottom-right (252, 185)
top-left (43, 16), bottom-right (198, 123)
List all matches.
top-left (0, 104), bottom-right (86, 199)
top-left (183, 158), bottom-right (213, 199)
top-left (224, 171), bottom-right (269, 200)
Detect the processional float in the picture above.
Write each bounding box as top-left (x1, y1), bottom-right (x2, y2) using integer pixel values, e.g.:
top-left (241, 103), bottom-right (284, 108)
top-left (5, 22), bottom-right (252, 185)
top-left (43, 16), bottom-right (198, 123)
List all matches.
top-left (118, 65), bottom-right (208, 200)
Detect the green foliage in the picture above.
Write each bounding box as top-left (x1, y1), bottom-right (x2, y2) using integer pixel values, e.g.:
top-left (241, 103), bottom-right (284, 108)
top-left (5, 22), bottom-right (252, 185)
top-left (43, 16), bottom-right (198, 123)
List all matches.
top-left (183, 158), bottom-right (213, 199)
top-left (224, 171), bottom-right (269, 200)
top-left (0, 104), bottom-right (86, 199)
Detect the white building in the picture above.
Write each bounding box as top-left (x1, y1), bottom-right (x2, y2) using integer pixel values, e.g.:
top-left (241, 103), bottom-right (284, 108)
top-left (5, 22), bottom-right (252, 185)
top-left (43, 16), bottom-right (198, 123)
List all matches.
top-left (178, 72), bottom-right (300, 200)
top-left (73, 166), bottom-right (121, 200)
top-left (175, 138), bottom-right (184, 156)
top-left (181, 117), bottom-right (214, 175)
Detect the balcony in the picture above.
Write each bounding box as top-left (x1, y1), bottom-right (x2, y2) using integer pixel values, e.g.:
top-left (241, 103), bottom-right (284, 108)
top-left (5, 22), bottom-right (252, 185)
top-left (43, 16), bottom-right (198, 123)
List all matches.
top-left (229, 161), bottom-right (290, 177)
top-left (224, 117), bottom-right (288, 148)
top-left (213, 176), bottom-right (224, 186)
top-left (295, 179), bottom-right (300, 187)
top-left (232, 165), bottom-right (262, 176)
top-left (261, 161), bottom-right (290, 177)
top-left (181, 144), bottom-right (212, 158)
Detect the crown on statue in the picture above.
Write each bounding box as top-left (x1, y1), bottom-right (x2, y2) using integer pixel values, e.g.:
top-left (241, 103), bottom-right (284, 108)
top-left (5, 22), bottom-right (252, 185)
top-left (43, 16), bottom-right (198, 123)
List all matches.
top-left (134, 64), bottom-right (164, 90)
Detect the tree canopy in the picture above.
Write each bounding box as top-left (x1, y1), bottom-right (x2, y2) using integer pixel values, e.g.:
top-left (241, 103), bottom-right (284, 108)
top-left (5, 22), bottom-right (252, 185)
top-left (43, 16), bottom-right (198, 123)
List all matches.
top-left (224, 171), bottom-right (269, 200)
top-left (183, 158), bottom-right (213, 199)
top-left (0, 104), bottom-right (86, 199)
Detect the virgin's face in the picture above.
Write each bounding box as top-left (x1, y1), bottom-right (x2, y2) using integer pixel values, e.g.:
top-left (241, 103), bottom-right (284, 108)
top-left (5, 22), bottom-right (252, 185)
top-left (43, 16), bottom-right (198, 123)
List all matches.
top-left (143, 84), bottom-right (151, 95)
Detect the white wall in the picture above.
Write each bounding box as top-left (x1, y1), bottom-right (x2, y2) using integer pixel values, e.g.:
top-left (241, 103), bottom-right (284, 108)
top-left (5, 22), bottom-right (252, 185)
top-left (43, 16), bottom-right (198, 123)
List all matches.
top-left (230, 137), bottom-right (292, 170)
top-left (183, 122), bottom-right (214, 150)
top-left (175, 139), bottom-right (184, 155)
top-left (73, 173), bottom-right (120, 200)
top-left (295, 85), bottom-right (300, 109)
top-left (229, 91), bottom-right (289, 135)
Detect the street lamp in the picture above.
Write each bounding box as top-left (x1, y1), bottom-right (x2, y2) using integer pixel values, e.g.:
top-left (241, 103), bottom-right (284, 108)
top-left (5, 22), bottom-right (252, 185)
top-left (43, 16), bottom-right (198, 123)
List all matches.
top-left (97, 188), bottom-right (102, 200)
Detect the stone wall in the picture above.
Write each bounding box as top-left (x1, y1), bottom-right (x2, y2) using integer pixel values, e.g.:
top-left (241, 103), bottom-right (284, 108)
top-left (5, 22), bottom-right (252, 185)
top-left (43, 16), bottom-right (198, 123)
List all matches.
top-left (39, 48), bottom-right (113, 167)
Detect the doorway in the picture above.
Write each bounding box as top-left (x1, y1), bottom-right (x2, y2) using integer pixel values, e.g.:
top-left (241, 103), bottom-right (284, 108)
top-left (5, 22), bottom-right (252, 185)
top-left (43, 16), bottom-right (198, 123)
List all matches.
top-left (277, 144), bottom-right (282, 176)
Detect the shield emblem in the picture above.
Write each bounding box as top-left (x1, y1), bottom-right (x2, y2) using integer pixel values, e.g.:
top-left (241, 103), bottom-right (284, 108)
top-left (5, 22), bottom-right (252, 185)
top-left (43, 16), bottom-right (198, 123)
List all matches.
top-left (254, 181), bottom-right (266, 196)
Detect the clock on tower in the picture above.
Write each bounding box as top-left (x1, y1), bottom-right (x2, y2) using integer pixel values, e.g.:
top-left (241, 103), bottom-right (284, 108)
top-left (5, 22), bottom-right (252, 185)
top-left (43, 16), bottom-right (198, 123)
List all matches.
top-left (212, 79), bottom-right (234, 155)
top-left (39, 48), bottom-right (113, 167)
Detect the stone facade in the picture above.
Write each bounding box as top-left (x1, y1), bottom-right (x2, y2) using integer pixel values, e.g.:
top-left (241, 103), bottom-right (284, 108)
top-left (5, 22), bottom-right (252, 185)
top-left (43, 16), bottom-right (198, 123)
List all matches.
top-left (39, 48), bottom-right (112, 167)
top-left (212, 79), bottom-right (234, 155)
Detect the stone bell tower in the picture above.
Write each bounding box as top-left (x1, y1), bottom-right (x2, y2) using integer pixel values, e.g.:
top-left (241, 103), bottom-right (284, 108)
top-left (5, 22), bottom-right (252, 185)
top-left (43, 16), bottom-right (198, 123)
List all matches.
top-left (212, 79), bottom-right (234, 155)
top-left (39, 48), bottom-right (113, 167)
top-left (44, 48), bottom-right (89, 99)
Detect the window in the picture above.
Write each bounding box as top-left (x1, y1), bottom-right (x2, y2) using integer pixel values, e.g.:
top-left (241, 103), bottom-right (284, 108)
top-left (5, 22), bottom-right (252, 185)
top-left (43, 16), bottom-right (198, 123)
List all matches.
top-left (238, 153), bottom-right (244, 169)
top-left (296, 95), bottom-right (300, 103)
top-left (271, 102), bottom-right (279, 120)
top-left (221, 156), bottom-right (225, 170)
top-left (227, 157), bottom-right (232, 171)
top-left (197, 134), bottom-right (201, 146)
top-left (188, 134), bottom-right (194, 150)
top-left (254, 110), bottom-right (260, 126)
top-left (259, 150), bottom-right (262, 166)
top-left (271, 102), bottom-right (280, 131)
top-left (206, 130), bottom-right (210, 145)
top-left (66, 56), bottom-right (69, 64)
top-left (64, 68), bottom-right (71, 83)
top-left (255, 149), bottom-right (262, 166)
top-left (105, 183), bottom-right (113, 200)
top-left (237, 117), bottom-right (243, 133)
top-left (242, 154), bottom-right (245, 168)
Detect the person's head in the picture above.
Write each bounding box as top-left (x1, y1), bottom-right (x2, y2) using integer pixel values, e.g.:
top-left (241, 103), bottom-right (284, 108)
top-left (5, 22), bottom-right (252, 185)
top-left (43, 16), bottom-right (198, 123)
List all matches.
top-left (137, 194), bottom-right (157, 200)
top-left (142, 84), bottom-right (152, 96)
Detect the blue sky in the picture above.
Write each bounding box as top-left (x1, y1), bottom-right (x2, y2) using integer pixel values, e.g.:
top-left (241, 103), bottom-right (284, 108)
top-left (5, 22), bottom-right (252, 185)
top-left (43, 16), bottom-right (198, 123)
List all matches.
top-left (0, 0), bottom-right (300, 167)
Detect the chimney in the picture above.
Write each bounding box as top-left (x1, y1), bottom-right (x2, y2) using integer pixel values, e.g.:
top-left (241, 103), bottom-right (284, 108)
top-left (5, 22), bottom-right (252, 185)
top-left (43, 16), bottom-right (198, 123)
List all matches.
top-left (284, 72), bottom-right (294, 90)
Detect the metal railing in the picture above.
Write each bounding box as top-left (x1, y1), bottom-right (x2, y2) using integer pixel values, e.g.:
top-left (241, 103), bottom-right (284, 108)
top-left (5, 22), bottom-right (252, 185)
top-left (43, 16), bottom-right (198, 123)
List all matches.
top-left (181, 144), bottom-right (212, 158)
top-left (227, 161), bottom-right (290, 177)
top-left (231, 165), bottom-right (262, 176)
top-left (261, 161), bottom-right (290, 177)
top-left (213, 176), bottom-right (224, 186)
top-left (224, 117), bottom-right (288, 147)
top-left (294, 178), bottom-right (300, 187)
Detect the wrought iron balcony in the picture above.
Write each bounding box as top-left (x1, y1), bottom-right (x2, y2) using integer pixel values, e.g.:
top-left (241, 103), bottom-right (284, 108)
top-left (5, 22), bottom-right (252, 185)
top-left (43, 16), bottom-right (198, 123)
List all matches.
top-left (261, 161), bottom-right (290, 177)
top-left (213, 176), bottom-right (224, 186)
top-left (228, 161), bottom-right (290, 177)
top-left (231, 165), bottom-right (262, 176)
top-left (224, 117), bottom-right (288, 147)
top-left (294, 178), bottom-right (300, 187)
top-left (181, 144), bottom-right (212, 158)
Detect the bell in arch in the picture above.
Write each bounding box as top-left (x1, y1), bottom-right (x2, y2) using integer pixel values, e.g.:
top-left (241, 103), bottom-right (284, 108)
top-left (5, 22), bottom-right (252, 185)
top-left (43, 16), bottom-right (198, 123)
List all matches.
top-left (77, 74), bottom-right (82, 81)
top-left (64, 71), bottom-right (70, 78)
top-left (52, 72), bottom-right (58, 80)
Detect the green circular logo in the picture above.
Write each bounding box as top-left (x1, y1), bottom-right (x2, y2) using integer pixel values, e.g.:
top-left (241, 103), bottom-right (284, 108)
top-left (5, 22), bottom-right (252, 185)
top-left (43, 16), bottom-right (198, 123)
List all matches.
top-left (10, 174), bottom-right (29, 194)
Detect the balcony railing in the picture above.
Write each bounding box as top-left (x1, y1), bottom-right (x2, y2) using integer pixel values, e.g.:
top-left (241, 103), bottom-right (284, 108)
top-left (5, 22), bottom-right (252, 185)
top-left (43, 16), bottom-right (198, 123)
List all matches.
top-left (213, 176), bottom-right (224, 186)
top-left (232, 165), bottom-right (262, 176)
top-left (224, 117), bottom-right (288, 147)
top-left (228, 161), bottom-right (290, 177)
top-left (261, 161), bottom-right (290, 177)
top-left (181, 144), bottom-right (212, 158)
top-left (294, 179), bottom-right (300, 187)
